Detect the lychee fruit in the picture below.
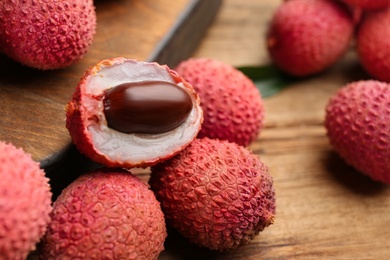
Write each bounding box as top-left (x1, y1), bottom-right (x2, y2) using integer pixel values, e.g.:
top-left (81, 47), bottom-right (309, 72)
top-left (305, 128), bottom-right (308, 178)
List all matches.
top-left (0, 141), bottom-right (52, 259)
top-left (266, 0), bottom-right (354, 77)
top-left (325, 80), bottom-right (390, 184)
top-left (174, 58), bottom-right (264, 147)
top-left (340, 0), bottom-right (389, 10)
top-left (149, 137), bottom-right (276, 251)
top-left (356, 8), bottom-right (390, 82)
top-left (66, 57), bottom-right (203, 168)
top-left (0, 0), bottom-right (96, 70)
top-left (40, 168), bottom-right (167, 259)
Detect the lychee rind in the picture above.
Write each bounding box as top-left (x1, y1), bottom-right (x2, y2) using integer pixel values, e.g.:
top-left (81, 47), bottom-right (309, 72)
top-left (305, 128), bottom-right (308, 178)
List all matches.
top-left (0, 0), bottom-right (96, 70)
top-left (66, 57), bottom-right (203, 168)
top-left (40, 168), bottom-right (167, 259)
top-left (325, 80), bottom-right (390, 183)
top-left (0, 141), bottom-right (52, 259)
top-left (149, 137), bottom-right (276, 251)
top-left (340, 0), bottom-right (389, 10)
top-left (266, 0), bottom-right (354, 77)
top-left (175, 58), bottom-right (264, 147)
top-left (356, 8), bottom-right (390, 82)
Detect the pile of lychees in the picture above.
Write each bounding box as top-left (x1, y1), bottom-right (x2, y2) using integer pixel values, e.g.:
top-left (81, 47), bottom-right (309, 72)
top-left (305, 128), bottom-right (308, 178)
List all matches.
top-left (0, 56), bottom-right (276, 259)
top-left (0, 0), bottom-right (276, 258)
top-left (43, 57), bottom-right (275, 259)
top-left (267, 0), bottom-right (390, 81)
top-left (267, 0), bottom-right (390, 184)
top-left (5, 0), bottom-right (390, 259)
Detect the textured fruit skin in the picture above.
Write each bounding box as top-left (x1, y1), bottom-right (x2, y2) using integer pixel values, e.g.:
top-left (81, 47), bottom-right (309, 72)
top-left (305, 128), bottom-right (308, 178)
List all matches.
top-left (267, 0), bottom-right (354, 77)
top-left (149, 138), bottom-right (276, 251)
top-left (175, 58), bottom-right (264, 147)
top-left (340, 0), bottom-right (389, 10)
top-left (325, 80), bottom-right (390, 183)
top-left (40, 168), bottom-right (167, 259)
top-left (0, 141), bottom-right (52, 259)
top-left (357, 8), bottom-right (390, 82)
top-left (0, 0), bottom-right (96, 70)
top-left (66, 57), bottom-right (203, 168)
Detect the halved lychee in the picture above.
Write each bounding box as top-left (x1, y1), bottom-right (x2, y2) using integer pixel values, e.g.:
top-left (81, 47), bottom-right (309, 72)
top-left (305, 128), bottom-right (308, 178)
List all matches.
top-left (66, 57), bottom-right (203, 168)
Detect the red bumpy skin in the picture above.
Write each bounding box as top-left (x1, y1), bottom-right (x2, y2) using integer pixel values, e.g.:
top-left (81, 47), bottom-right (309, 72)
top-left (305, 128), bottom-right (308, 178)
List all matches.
top-left (267, 0), bottom-right (354, 77)
top-left (175, 58), bottom-right (264, 147)
top-left (0, 0), bottom-right (96, 70)
top-left (40, 168), bottom-right (167, 259)
top-left (66, 57), bottom-right (203, 168)
top-left (149, 138), bottom-right (276, 251)
top-left (325, 80), bottom-right (390, 183)
top-left (357, 8), bottom-right (390, 82)
top-left (340, 0), bottom-right (389, 10)
top-left (0, 141), bottom-right (52, 259)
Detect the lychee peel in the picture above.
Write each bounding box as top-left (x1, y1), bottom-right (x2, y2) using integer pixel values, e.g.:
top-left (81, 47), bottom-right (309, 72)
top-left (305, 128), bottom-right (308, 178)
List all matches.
top-left (175, 58), bottom-right (264, 147)
top-left (0, 141), bottom-right (52, 259)
top-left (357, 8), bottom-right (390, 82)
top-left (340, 0), bottom-right (389, 10)
top-left (267, 0), bottom-right (354, 77)
top-left (149, 137), bottom-right (276, 251)
top-left (40, 168), bottom-right (167, 259)
top-left (325, 80), bottom-right (390, 183)
top-left (0, 0), bottom-right (96, 70)
top-left (66, 57), bottom-right (203, 168)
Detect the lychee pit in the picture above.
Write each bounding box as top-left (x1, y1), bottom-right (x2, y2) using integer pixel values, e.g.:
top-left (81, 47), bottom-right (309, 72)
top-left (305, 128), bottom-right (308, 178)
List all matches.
top-left (103, 81), bottom-right (193, 134)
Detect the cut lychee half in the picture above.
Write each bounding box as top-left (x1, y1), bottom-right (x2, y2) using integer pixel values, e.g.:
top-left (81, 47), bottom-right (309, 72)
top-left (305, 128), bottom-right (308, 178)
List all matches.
top-left (66, 57), bottom-right (203, 168)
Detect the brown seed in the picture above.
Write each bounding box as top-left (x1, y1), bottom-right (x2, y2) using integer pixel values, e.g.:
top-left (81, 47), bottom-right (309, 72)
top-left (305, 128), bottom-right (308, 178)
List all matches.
top-left (103, 81), bottom-right (193, 134)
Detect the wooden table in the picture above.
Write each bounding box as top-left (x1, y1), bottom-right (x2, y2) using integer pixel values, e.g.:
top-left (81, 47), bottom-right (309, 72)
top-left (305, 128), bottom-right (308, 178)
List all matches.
top-left (17, 0), bottom-right (390, 258)
top-left (158, 0), bottom-right (390, 259)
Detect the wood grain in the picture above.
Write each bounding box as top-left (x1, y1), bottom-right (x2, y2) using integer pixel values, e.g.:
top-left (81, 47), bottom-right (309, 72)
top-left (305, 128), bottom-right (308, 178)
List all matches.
top-left (156, 0), bottom-right (390, 259)
top-left (0, 0), bottom-right (220, 168)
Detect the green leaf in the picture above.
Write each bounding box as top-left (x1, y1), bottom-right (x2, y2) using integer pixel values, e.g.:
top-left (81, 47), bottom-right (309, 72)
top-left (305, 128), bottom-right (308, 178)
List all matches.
top-left (236, 64), bottom-right (296, 98)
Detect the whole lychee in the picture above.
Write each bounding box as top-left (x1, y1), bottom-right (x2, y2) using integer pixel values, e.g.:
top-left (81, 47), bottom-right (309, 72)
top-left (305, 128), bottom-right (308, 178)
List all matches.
top-left (340, 0), bottom-right (389, 10)
top-left (149, 137), bottom-right (276, 251)
top-left (66, 57), bottom-right (203, 168)
top-left (325, 80), bottom-right (390, 183)
top-left (267, 0), bottom-right (354, 77)
top-left (0, 141), bottom-right (52, 259)
top-left (174, 58), bottom-right (264, 147)
top-left (356, 8), bottom-right (390, 82)
top-left (40, 168), bottom-right (167, 259)
top-left (0, 0), bottom-right (96, 70)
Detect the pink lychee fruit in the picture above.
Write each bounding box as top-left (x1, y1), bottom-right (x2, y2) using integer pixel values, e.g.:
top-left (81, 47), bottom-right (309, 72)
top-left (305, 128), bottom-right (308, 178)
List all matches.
top-left (0, 0), bottom-right (96, 70)
top-left (0, 141), bottom-right (52, 259)
top-left (174, 58), bottom-right (264, 147)
top-left (149, 137), bottom-right (276, 251)
top-left (266, 0), bottom-right (354, 77)
top-left (356, 8), bottom-right (390, 82)
top-left (340, 0), bottom-right (389, 10)
top-left (66, 57), bottom-right (203, 168)
top-left (40, 168), bottom-right (167, 259)
top-left (325, 80), bottom-right (390, 183)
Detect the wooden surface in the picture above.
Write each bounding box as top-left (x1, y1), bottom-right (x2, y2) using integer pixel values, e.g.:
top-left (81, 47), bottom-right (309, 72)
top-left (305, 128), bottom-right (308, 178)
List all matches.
top-left (155, 0), bottom-right (390, 259)
top-left (22, 0), bottom-right (390, 259)
top-left (0, 0), bottom-right (220, 168)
